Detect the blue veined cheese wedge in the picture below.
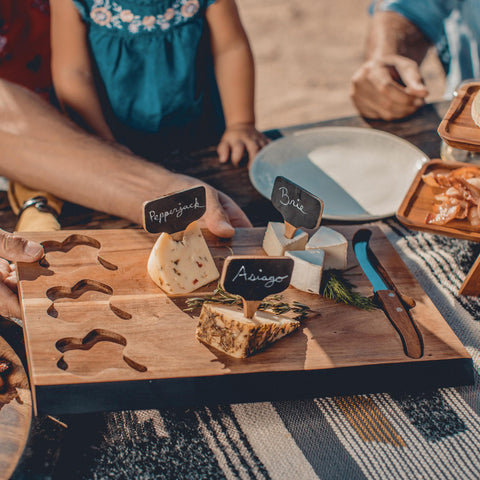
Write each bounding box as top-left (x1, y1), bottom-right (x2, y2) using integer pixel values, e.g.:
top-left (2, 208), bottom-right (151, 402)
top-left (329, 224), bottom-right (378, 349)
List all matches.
top-left (306, 226), bottom-right (348, 270)
top-left (147, 221), bottom-right (219, 294)
top-left (262, 221), bottom-right (308, 256)
top-left (196, 303), bottom-right (300, 358)
top-left (285, 249), bottom-right (325, 294)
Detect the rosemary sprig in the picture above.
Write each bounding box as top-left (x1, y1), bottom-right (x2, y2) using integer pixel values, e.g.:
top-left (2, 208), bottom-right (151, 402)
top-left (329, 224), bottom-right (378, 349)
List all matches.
top-left (184, 285), bottom-right (312, 321)
top-left (321, 269), bottom-right (376, 311)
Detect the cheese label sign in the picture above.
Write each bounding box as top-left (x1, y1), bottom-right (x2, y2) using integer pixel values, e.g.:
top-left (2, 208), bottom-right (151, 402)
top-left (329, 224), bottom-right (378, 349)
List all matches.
top-left (143, 186), bottom-right (206, 234)
top-left (271, 176), bottom-right (323, 230)
top-left (221, 256), bottom-right (294, 301)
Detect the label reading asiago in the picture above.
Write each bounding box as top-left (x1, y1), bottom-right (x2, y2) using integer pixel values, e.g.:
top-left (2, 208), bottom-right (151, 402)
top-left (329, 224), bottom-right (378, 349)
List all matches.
top-left (271, 176), bottom-right (324, 230)
top-left (143, 186), bottom-right (206, 234)
top-left (221, 256), bottom-right (294, 301)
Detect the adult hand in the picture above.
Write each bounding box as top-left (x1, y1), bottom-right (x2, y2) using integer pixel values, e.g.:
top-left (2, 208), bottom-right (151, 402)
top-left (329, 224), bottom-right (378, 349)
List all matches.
top-left (162, 173), bottom-right (252, 238)
top-left (0, 229), bottom-right (44, 318)
top-left (350, 54), bottom-right (428, 120)
top-left (217, 123), bottom-right (270, 166)
top-left (202, 187), bottom-right (252, 238)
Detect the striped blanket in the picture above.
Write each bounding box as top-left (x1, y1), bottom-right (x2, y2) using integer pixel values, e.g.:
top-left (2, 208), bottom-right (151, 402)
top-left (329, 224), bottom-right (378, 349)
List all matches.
top-left (14, 220), bottom-right (480, 480)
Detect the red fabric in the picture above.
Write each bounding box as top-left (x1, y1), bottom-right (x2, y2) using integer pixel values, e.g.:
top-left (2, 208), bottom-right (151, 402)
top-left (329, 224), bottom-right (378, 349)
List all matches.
top-left (0, 0), bottom-right (51, 99)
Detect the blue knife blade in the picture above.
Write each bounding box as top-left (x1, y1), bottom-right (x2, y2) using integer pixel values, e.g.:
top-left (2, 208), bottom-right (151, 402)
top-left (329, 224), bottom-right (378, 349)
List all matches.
top-left (352, 229), bottom-right (423, 359)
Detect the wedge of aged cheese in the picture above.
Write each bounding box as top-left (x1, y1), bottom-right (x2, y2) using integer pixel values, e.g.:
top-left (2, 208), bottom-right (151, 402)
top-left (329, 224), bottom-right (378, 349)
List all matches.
top-left (306, 226), bottom-right (348, 270)
top-left (196, 303), bottom-right (300, 358)
top-left (147, 221), bottom-right (219, 294)
top-left (262, 221), bottom-right (308, 256)
top-left (286, 249), bottom-right (324, 294)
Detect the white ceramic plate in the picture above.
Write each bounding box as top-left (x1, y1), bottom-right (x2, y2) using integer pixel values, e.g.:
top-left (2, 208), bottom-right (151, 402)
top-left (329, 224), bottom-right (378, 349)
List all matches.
top-left (249, 127), bottom-right (429, 221)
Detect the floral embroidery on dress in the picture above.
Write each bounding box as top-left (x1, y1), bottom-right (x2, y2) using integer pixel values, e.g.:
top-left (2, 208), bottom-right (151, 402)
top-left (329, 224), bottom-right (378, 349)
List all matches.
top-left (89, 0), bottom-right (201, 33)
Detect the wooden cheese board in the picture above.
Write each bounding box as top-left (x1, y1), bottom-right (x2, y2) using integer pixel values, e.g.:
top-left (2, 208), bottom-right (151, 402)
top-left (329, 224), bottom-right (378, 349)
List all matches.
top-left (16, 227), bottom-right (473, 415)
top-left (438, 82), bottom-right (480, 151)
top-left (396, 159), bottom-right (480, 242)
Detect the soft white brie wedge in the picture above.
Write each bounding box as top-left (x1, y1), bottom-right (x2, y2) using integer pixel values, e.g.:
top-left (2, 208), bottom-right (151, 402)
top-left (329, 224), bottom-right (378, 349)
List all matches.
top-left (306, 226), bottom-right (348, 270)
top-left (196, 303), bottom-right (300, 358)
top-left (262, 221), bottom-right (308, 256)
top-left (147, 221), bottom-right (219, 294)
top-left (286, 249), bottom-right (325, 294)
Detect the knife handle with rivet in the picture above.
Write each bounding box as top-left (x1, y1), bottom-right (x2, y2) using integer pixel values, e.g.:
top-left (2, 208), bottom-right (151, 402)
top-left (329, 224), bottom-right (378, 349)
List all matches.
top-left (375, 290), bottom-right (423, 359)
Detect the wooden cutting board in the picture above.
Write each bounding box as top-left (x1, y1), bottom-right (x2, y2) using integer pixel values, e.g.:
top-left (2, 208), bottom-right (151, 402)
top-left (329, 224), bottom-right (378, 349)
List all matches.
top-left (16, 227), bottom-right (473, 415)
top-left (0, 335), bottom-right (32, 479)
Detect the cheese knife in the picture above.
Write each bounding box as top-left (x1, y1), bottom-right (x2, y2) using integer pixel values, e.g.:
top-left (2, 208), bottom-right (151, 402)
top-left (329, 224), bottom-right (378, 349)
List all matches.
top-left (352, 229), bottom-right (423, 359)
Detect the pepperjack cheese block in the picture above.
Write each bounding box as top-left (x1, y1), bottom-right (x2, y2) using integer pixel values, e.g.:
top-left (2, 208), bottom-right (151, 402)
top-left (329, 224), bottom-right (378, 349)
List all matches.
top-left (196, 303), bottom-right (300, 358)
top-left (147, 221), bottom-right (219, 294)
top-left (285, 249), bottom-right (325, 294)
top-left (262, 221), bottom-right (308, 256)
top-left (306, 226), bottom-right (348, 270)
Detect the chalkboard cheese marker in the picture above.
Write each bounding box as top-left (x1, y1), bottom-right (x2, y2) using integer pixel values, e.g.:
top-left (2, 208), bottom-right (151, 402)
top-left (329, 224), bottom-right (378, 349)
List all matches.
top-left (196, 255), bottom-right (299, 358)
top-left (142, 185), bottom-right (207, 238)
top-left (220, 255), bottom-right (293, 318)
top-left (271, 176), bottom-right (324, 237)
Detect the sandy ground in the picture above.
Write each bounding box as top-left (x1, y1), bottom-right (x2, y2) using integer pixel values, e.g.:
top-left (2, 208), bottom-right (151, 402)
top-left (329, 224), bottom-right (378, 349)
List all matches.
top-left (237, 0), bottom-right (446, 131)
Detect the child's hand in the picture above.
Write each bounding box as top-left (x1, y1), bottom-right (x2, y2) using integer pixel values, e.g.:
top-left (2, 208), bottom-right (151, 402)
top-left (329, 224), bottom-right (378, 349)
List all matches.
top-left (217, 123), bottom-right (270, 166)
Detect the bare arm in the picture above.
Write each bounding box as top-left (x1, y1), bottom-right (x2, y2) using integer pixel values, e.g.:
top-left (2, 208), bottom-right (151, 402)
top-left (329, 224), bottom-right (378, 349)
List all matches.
top-left (50, 0), bottom-right (115, 141)
top-left (351, 11), bottom-right (431, 120)
top-left (0, 80), bottom-right (251, 237)
top-left (207, 0), bottom-right (268, 165)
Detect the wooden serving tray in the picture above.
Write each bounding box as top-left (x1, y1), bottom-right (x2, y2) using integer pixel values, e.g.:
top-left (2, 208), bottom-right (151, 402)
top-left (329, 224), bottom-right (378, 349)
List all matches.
top-left (16, 227), bottom-right (472, 415)
top-left (397, 159), bottom-right (480, 241)
top-left (438, 82), bottom-right (480, 151)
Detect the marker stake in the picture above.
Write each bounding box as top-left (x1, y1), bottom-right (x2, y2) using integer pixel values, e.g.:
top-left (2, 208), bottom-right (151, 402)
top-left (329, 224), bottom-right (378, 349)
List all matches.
top-left (221, 255), bottom-right (294, 320)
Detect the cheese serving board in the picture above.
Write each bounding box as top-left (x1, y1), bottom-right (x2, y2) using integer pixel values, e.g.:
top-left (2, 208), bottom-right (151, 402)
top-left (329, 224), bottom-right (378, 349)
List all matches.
top-left (16, 227), bottom-right (473, 415)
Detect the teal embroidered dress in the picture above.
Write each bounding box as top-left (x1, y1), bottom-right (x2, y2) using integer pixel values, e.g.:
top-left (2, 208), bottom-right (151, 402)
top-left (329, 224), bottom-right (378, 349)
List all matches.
top-left (72, 0), bottom-right (223, 156)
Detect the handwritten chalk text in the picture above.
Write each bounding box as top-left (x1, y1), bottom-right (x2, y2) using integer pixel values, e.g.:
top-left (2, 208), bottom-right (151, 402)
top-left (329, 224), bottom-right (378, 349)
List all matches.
top-left (232, 265), bottom-right (289, 288)
top-left (149, 197), bottom-right (204, 224)
top-left (278, 187), bottom-right (307, 215)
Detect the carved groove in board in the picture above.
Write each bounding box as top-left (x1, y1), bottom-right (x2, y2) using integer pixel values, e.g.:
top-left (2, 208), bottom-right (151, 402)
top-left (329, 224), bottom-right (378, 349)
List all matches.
top-left (97, 256), bottom-right (118, 271)
top-left (46, 279), bottom-right (113, 302)
top-left (41, 234), bottom-right (101, 253)
top-left (109, 303), bottom-right (132, 320)
top-left (40, 234), bottom-right (118, 271)
top-left (55, 328), bottom-right (147, 373)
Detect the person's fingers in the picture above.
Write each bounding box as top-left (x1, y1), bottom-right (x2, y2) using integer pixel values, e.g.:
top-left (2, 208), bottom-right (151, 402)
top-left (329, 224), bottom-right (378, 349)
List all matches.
top-left (218, 191), bottom-right (252, 228)
top-left (352, 66), bottom-right (422, 120)
top-left (0, 282), bottom-right (21, 318)
top-left (203, 187), bottom-right (236, 238)
top-left (0, 230), bottom-right (44, 263)
top-left (0, 259), bottom-right (10, 281)
top-left (230, 141), bottom-right (246, 166)
top-left (244, 138), bottom-right (260, 165)
top-left (3, 267), bottom-right (17, 292)
top-left (390, 57), bottom-right (429, 97)
top-left (217, 141), bottom-right (230, 164)
top-left (202, 187), bottom-right (251, 238)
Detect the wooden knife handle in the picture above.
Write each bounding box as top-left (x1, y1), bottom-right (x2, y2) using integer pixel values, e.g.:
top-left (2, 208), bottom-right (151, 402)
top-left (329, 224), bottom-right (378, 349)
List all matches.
top-left (375, 290), bottom-right (423, 359)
